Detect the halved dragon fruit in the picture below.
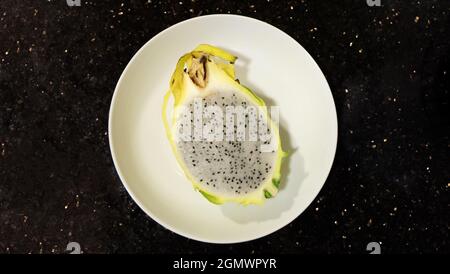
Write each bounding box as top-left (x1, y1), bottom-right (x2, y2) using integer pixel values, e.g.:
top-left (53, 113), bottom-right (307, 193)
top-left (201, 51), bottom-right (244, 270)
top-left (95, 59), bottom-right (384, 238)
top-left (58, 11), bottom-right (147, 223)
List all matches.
top-left (162, 44), bottom-right (287, 205)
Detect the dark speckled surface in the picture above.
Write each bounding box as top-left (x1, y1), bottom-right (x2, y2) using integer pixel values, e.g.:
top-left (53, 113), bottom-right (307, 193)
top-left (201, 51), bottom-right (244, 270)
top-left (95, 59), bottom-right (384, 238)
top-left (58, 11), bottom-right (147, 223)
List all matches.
top-left (0, 0), bottom-right (448, 254)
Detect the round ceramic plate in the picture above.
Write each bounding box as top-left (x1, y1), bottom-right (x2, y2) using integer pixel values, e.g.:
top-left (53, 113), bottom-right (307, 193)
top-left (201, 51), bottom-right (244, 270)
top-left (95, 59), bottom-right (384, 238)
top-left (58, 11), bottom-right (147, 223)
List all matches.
top-left (109, 15), bottom-right (337, 243)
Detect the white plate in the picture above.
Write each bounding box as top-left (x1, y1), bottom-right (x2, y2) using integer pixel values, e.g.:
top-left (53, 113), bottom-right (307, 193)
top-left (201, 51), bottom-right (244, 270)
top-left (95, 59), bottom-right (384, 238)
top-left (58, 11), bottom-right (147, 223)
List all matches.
top-left (109, 15), bottom-right (337, 243)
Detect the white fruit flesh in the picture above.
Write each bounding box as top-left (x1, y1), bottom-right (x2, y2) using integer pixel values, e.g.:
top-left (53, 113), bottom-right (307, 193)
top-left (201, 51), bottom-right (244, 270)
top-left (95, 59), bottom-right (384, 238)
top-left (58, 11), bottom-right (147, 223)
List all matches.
top-left (175, 91), bottom-right (278, 198)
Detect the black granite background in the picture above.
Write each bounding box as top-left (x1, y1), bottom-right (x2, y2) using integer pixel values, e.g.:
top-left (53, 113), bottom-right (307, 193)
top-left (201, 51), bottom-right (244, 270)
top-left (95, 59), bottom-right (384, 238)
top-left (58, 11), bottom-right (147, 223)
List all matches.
top-left (0, 0), bottom-right (448, 254)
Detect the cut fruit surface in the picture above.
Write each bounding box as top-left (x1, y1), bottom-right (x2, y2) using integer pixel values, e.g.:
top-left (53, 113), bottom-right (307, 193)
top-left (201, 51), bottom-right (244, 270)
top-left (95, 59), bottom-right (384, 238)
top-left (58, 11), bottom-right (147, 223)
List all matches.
top-left (162, 44), bottom-right (286, 205)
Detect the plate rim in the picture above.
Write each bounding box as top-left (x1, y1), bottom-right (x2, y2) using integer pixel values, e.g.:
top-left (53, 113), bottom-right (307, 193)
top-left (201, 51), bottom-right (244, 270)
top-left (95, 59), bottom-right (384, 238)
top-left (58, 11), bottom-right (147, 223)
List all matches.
top-left (108, 14), bottom-right (338, 244)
